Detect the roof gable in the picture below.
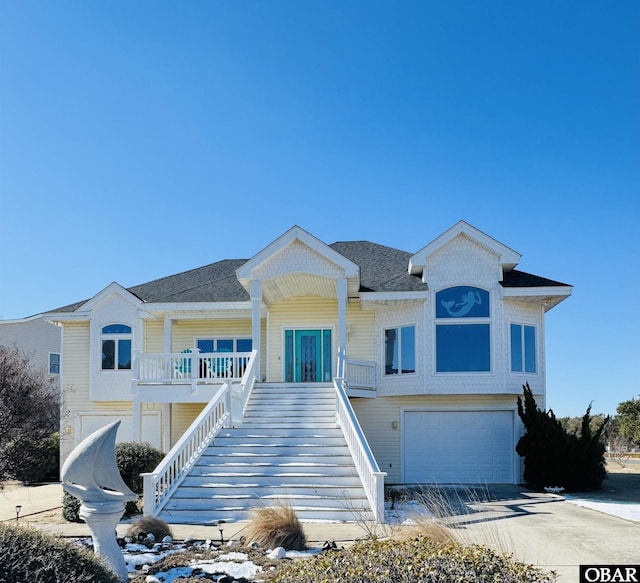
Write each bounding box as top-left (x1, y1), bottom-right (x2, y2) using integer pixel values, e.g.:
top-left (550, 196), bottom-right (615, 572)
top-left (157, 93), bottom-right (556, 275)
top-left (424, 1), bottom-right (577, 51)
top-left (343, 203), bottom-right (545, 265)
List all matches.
top-left (236, 226), bottom-right (359, 282)
top-left (409, 220), bottom-right (521, 276)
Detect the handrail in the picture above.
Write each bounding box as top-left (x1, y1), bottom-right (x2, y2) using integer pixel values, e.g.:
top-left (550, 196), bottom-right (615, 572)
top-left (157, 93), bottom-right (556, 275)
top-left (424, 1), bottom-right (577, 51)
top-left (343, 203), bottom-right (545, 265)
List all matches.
top-left (230, 350), bottom-right (258, 425)
top-left (142, 382), bottom-right (231, 517)
top-left (142, 351), bottom-right (259, 516)
top-left (333, 347), bottom-right (385, 523)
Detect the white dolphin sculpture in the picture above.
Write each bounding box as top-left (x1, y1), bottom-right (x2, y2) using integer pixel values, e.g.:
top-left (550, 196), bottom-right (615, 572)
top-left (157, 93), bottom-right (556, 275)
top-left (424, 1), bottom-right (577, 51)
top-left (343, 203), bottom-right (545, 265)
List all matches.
top-left (62, 420), bottom-right (137, 581)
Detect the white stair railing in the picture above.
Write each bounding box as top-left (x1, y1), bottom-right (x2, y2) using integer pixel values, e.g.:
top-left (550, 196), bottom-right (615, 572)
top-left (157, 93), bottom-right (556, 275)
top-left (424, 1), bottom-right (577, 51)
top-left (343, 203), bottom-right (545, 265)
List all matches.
top-left (142, 351), bottom-right (258, 516)
top-left (334, 348), bottom-right (386, 523)
top-left (142, 383), bottom-right (231, 517)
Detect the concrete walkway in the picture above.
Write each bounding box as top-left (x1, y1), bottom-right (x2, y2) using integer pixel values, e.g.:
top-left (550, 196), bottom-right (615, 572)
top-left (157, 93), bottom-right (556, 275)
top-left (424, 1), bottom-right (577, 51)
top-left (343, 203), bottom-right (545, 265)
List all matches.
top-left (2, 475), bottom-right (638, 583)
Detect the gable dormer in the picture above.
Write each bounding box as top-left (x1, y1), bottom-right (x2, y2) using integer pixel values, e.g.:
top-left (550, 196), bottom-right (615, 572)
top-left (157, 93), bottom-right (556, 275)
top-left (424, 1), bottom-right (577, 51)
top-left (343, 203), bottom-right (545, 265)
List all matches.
top-left (408, 220), bottom-right (521, 287)
top-left (236, 225), bottom-right (360, 305)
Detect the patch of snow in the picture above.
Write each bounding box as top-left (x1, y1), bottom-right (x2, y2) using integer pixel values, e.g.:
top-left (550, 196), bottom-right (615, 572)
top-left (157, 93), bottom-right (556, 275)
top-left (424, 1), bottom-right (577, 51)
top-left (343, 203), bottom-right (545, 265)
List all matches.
top-left (385, 499), bottom-right (435, 524)
top-left (125, 546), bottom-right (184, 573)
top-left (145, 566), bottom-right (193, 583)
top-left (267, 547), bottom-right (286, 560)
top-left (285, 548), bottom-right (323, 559)
top-left (564, 496), bottom-right (640, 522)
top-left (197, 558), bottom-right (263, 579)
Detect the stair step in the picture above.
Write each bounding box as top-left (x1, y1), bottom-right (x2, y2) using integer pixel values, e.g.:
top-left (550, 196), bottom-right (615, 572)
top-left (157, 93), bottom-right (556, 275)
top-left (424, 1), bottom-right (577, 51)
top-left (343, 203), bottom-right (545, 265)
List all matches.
top-left (239, 421), bottom-right (337, 429)
top-left (217, 428), bottom-right (343, 438)
top-left (172, 485), bottom-right (367, 498)
top-left (164, 495), bottom-right (369, 511)
top-left (212, 436), bottom-right (346, 447)
top-left (158, 506), bottom-right (373, 524)
top-left (193, 464), bottom-right (359, 477)
top-left (199, 451), bottom-right (354, 462)
top-left (205, 443), bottom-right (348, 456)
top-left (182, 474), bottom-right (364, 487)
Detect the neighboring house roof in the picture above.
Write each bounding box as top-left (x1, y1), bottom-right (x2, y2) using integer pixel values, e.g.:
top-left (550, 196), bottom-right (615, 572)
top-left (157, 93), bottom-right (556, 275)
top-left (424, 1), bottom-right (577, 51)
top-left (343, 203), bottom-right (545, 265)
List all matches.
top-left (48, 233), bottom-right (570, 313)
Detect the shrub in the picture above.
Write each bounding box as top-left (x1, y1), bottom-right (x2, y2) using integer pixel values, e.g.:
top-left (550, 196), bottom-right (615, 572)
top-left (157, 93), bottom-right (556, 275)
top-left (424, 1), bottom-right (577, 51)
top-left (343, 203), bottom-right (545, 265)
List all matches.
top-left (266, 537), bottom-right (555, 582)
top-left (516, 383), bottom-right (609, 491)
top-left (115, 441), bottom-right (164, 494)
top-left (2, 431), bottom-right (60, 484)
top-left (0, 522), bottom-right (119, 583)
top-left (0, 346), bottom-right (59, 481)
top-left (63, 440), bottom-right (164, 521)
top-left (62, 490), bottom-right (82, 522)
top-left (243, 505), bottom-right (306, 551)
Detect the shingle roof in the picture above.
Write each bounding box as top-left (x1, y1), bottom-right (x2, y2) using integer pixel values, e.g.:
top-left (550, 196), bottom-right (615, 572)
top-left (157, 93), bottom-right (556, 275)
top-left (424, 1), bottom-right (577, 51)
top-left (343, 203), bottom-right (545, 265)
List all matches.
top-left (128, 259), bottom-right (249, 303)
top-left (329, 241), bottom-right (426, 292)
top-left (500, 269), bottom-right (570, 288)
top-left (50, 240), bottom-right (568, 313)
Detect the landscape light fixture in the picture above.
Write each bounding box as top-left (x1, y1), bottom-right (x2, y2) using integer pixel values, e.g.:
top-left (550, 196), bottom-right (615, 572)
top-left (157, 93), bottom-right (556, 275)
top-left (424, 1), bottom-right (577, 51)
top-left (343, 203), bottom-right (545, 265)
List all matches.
top-left (15, 505), bottom-right (21, 522)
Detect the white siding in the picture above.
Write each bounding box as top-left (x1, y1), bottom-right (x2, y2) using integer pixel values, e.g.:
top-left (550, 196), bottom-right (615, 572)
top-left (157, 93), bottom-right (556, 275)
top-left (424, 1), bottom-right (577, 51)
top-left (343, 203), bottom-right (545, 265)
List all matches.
top-left (60, 322), bottom-right (164, 462)
top-left (0, 317), bottom-right (61, 390)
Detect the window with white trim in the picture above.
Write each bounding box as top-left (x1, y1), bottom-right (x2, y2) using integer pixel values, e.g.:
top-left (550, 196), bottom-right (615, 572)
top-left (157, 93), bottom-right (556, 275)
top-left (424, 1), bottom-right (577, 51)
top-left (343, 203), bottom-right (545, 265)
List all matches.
top-left (49, 352), bottom-right (60, 375)
top-left (436, 286), bottom-right (491, 372)
top-left (384, 325), bottom-right (416, 375)
top-left (101, 324), bottom-right (132, 370)
top-left (510, 323), bottom-right (537, 373)
top-left (196, 338), bottom-right (252, 353)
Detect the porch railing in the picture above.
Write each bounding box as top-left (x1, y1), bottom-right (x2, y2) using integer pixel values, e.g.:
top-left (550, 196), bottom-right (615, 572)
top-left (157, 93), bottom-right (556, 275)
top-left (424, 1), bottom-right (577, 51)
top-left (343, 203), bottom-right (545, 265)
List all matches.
top-left (136, 351), bottom-right (252, 384)
top-left (345, 358), bottom-right (376, 390)
top-left (142, 350), bottom-right (258, 517)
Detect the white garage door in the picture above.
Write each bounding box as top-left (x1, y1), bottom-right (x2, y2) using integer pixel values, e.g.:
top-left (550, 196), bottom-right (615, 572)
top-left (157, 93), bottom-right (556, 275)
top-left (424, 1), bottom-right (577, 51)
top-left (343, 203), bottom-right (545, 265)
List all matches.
top-left (79, 413), bottom-right (162, 449)
top-left (404, 410), bottom-right (514, 484)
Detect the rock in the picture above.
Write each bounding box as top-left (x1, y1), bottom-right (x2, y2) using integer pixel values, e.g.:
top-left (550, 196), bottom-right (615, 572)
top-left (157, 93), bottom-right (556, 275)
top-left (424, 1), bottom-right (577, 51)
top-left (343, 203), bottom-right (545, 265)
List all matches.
top-left (162, 535), bottom-right (172, 544)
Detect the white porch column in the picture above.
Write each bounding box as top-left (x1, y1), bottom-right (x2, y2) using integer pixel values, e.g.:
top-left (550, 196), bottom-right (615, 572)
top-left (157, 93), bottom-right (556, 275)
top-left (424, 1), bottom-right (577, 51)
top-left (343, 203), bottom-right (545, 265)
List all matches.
top-left (163, 316), bottom-right (172, 352)
top-left (337, 277), bottom-right (348, 375)
top-left (250, 281), bottom-right (262, 379)
top-left (132, 398), bottom-right (143, 442)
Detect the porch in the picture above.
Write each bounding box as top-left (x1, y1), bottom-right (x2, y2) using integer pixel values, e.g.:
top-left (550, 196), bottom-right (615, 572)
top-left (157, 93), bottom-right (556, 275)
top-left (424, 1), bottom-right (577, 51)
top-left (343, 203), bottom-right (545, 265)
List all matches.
top-left (131, 349), bottom-right (376, 400)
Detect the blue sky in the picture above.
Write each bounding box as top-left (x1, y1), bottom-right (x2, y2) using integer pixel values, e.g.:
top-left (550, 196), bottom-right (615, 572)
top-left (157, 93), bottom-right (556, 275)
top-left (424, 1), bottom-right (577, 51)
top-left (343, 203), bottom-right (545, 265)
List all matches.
top-left (0, 1), bottom-right (638, 417)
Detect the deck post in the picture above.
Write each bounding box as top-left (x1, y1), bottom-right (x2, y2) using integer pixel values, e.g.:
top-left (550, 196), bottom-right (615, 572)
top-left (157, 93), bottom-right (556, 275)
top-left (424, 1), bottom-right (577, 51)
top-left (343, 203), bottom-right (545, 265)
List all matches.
top-left (337, 278), bottom-right (347, 360)
top-left (250, 281), bottom-right (262, 379)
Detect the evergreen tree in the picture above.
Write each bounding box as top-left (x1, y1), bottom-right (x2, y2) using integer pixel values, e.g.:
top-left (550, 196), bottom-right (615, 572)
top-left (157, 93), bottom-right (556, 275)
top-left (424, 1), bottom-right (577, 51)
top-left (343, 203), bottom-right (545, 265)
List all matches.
top-left (516, 383), bottom-right (608, 491)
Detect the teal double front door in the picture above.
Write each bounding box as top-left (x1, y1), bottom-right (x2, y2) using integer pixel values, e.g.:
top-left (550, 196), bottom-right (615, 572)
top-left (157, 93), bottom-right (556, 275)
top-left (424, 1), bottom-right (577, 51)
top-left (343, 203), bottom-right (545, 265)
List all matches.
top-left (284, 329), bottom-right (333, 383)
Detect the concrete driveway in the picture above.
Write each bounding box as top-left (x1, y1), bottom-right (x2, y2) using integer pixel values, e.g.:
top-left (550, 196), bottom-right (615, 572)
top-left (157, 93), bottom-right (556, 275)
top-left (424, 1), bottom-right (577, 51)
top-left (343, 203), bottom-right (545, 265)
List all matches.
top-left (433, 471), bottom-right (639, 583)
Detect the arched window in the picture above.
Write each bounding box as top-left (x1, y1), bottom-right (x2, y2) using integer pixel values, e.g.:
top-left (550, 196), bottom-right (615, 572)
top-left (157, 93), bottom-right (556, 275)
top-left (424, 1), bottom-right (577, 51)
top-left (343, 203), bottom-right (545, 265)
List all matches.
top-left (435, 286), bottom-right (491, 372)
top-left (101, 324), bottom-right (132, 370)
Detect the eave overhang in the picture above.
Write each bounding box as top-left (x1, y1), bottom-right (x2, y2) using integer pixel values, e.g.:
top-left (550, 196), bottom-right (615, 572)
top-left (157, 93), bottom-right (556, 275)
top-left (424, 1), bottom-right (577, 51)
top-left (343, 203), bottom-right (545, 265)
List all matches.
top-left (360, 291), bottom-right (429, 307)
top-left (501, 286), bottom-right (573, 311)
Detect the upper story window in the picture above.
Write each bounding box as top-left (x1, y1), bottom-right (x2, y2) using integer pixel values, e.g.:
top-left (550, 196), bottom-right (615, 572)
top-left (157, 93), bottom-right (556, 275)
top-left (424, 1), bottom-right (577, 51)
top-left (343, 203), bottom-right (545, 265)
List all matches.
top-left (101, 324), bottom-right (132, 370)
top-left (196, 338), bottom-right (253, 353)
top-left (510, 323), bottom-right (537, 373)
top-left (49, 352), bottom-right (60, 375)
top-left (436, 286), bottom-right (491, 372)
top-left (384, 325), bottom-right (416, 375)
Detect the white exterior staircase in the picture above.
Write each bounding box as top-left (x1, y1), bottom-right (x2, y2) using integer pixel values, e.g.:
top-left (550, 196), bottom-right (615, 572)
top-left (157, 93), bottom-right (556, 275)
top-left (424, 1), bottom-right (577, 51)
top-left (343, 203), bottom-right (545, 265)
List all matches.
top-left (157, 383), bottom-right (374, 523)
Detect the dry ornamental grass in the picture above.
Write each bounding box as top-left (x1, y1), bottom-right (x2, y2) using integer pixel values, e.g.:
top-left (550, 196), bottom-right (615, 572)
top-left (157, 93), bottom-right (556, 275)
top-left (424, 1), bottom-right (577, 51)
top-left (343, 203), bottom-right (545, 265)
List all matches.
top-left (241, 504), bottom-right (307, 551)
